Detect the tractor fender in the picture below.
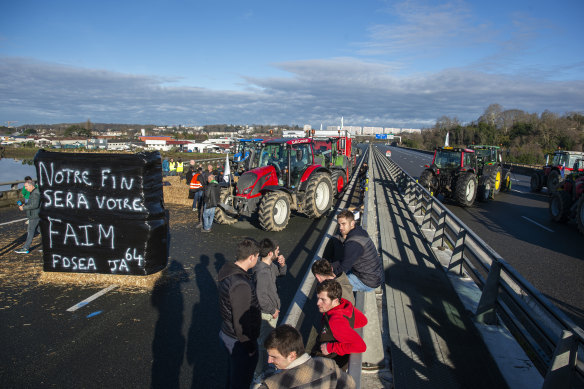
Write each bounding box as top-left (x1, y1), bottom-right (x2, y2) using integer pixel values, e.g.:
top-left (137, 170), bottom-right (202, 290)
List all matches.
top-left (299, 166), bottom-right (330, 191)
top-left (260, 185), bottom-right (294, 196)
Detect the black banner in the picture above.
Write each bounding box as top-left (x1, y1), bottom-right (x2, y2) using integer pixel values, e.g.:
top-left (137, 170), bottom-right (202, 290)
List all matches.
top-left (34, 150), bottom-right (169, 275)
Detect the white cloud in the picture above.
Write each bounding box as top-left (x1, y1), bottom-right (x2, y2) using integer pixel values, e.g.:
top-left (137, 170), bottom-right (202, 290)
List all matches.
top-left (0, 56), bottom-right (582, 129)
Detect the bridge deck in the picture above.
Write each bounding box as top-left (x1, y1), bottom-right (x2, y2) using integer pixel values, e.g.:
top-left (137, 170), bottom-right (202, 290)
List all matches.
top-left (371, 153), bottom-right (509, 389)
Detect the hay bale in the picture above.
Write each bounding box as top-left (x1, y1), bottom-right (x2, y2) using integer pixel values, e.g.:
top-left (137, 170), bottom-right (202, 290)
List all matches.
top-left (163, 176), bottom-right (192, 206)
top-left (38, 270), bottom-right (164, 291)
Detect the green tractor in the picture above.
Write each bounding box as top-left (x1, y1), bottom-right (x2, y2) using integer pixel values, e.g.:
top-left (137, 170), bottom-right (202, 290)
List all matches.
top-left (468, 145), bottom-right (512, 200)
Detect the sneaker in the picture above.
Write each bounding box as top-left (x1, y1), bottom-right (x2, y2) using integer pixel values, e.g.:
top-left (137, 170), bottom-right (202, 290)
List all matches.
top-left (192, 208), bottom-right (197, 212)
top-left (25, 220), bottom-right (29, 225)
top-left (201, 228), bottom-right (211, 233)
top-left (195, 223), bottom-right (203, 228)
top-left (14, 248), bottom-right (30, 254)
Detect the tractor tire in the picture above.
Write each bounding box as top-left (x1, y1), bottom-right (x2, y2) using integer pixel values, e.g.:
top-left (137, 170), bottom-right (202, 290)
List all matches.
top-left (501, 170), bottom-right (512, 192)
top-left (454, 172), bottom-right (477, 207)
top-left (331, 170), bottom-right (347, 196)
top-left (577, 196), bottom-right (584, 236)
top-left (258, 191), bottom-right (291, 231)
top-left (547, 169), bottom-right (563, 193)
top-left (215, 188), bottom-right (238, 225)
top-left (492, 166), bottom-right (502, 195)
top-left (419, 169), bottom-right (437, 193)
top-left (477, 175), bottom-right (492, 202)
top-left (549, 190), bottom-right (571, 222)
top-left (304, 173), bottom-right (333, 218)
top-left (530, 172), bottom-right (542, 192)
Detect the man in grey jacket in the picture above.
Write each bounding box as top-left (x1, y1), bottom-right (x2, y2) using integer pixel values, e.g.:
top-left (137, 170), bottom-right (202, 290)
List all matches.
top-left (253, 238), bottom-right (287, 378)
top-left (15, 179), bottom-right (41, 254)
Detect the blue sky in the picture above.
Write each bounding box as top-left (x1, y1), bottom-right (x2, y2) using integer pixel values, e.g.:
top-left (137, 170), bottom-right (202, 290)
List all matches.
top-left (1, 0), bottom-right (583, 128)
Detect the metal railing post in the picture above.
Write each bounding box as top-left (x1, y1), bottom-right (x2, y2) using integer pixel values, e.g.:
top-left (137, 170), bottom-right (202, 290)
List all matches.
top-left (475, 261), bottom-right (502, 325)
top-left (422, 196), bottom-right (433, 229)
top-left (542, 330), bottom-right (578, 389)
top-left (447, 229), bottom-right (466, 275)
top-left (431, 209), bottom-right (447, 248)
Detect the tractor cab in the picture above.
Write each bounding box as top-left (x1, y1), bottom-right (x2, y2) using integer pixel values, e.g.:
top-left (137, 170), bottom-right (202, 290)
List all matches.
top-left (431, 147), bottom-right (477, 171)
top-left (469, 145), bottom-right (502, 165)
top-left (233, 138), bottom-right (263, 174)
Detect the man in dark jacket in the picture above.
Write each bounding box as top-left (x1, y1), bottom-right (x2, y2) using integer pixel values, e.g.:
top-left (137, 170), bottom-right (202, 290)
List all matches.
top-left (218, 238), bottom-right (262, 389)
top-left (330, 209), bottom-right (382, 291)
top-left (201, 174), bottom-right (221, 232)
top-left (15, 179), bottom-right (41, 254)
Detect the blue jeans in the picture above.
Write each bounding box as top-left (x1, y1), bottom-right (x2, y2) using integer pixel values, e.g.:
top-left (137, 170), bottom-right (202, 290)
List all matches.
top-left (202, 206), bottom-right (215, 230)
top-left (192, 190), bottom-right (203, 209)
top-left (23, 217), bottom-right (40, 251)
top-left (347, 271), bottom-right (375, 292)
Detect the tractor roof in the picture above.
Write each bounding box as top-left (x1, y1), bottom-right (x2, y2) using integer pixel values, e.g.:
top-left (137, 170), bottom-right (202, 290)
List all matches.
top-left (239, 138), bottom-right (264, 142)
top-left (263, 137), bottom-right (313, 145)
top-left (554, 150), bottom-right (584, 156)
top-left (436, 146), bottom-right (475, 153)
top-left (468, 145), bottom-right (500, 150)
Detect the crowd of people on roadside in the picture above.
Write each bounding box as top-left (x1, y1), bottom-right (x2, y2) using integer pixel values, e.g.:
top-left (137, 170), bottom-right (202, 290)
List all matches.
top-left (218, 207), bottom-right (383, 389)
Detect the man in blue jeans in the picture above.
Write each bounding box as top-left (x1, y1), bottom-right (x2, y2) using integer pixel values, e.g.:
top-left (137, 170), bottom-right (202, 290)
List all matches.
top-left (15, 179), bottom-right (41, 254)
top-left (201, 174), bottom-right (221, 232)
top-left (330, 209), bottom-right (383, 292)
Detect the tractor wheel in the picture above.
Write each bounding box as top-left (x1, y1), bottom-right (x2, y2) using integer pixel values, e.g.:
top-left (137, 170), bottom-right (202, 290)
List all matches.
top-left (419, 169), bottom-right (437, 194)
top-left (492, 166), bottom-right (502, 195)
top-left (477, 175), bottom-right (492, 202)
top-left (330, 170), bottom-right (347, 196)
top-left (215, 188), bottom-right (238, 225)
top-left (304, 173), bottom-right (333, 218)
top-left (258, 191), bottom-right (291, 231)
top-left (454, 172), bottom-right (477, 207)
top-left (530, 173), bottom-right (541, 192)
top-left (577, 196), bottom-right (584, 236)
top-left (549, 191), bottom-right (571, 222)
top-left (501, 171), bottom-right (512, 192)
top-left (547, 170), bottom-right (563, 193)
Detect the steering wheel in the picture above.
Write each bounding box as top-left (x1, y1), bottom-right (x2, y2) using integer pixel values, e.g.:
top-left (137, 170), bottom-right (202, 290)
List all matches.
top-left (269, 161), bottom-right (281, 175)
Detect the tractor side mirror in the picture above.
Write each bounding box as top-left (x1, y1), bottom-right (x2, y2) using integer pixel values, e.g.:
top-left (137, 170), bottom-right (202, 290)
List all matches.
top-left (545, 154), bottom-right (550, 165)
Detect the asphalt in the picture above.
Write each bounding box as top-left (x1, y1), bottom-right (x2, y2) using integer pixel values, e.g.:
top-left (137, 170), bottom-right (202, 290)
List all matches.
top-left (0, 202), bottom-right (334, 388)
top-left (381, 145), bottom-right (584, 330)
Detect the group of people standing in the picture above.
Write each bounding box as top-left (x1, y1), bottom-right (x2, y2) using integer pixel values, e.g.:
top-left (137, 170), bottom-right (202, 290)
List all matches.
top-left (217, 208), bottom-right (382, 389)
top-left (186, 163), bottom-right (223, 232)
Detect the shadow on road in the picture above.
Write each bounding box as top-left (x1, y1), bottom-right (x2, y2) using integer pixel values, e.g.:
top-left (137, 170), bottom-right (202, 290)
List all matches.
top-left (187, 253), bottom-right (226, 389)
top-left (150, 260), bottom-right (189, 389)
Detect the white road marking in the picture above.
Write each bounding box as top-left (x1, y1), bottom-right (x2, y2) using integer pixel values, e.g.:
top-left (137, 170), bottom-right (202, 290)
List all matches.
top-left (522, 216), bottom-right (554, 233)
top-left (66, 284), bottom-right (118, 312)
top-left (0, 218), bottom-right (28, 226)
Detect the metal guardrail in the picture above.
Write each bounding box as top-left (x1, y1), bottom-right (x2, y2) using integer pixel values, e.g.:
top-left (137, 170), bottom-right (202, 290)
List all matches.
top-left (375, 147), bottom-right (584, 389)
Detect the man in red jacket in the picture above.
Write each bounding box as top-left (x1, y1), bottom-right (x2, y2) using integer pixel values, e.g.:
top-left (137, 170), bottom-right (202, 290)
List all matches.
top-left (311, 279), bottom-right (367, 370)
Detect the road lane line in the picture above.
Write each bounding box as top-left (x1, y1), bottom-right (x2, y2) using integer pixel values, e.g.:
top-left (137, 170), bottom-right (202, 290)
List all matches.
top-left (66, 284), bottom-right (118, 312)
top-left (522, 216), bottom-right (554, 233)
top-left (0, 218), bottom-right (28, 226)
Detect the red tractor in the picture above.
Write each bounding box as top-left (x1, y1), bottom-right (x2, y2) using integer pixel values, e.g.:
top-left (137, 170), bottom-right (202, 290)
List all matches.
top-left (216, 138), bottom-right (335, 231)
top-left (531, 150), bottom-right (584, 193)
top-left (549, 159), bottom-right (584, 235)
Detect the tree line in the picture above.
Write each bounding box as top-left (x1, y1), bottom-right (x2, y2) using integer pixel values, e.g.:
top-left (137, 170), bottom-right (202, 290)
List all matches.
top-left (401, 104), bottom-right (584, 164)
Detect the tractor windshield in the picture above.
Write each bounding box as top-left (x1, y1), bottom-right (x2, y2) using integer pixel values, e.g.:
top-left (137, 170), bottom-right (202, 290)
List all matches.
top-left (434, 150), bottom-right (462, 168)
top-left (259, 144), bottom-right (287, 169)
top-left (551, 153), bottom-right (569, 167)
top-left (474, 148), bottom-right (496, 162)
